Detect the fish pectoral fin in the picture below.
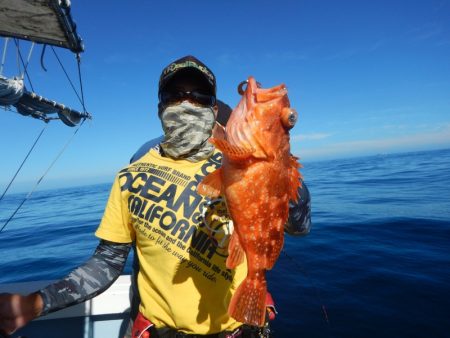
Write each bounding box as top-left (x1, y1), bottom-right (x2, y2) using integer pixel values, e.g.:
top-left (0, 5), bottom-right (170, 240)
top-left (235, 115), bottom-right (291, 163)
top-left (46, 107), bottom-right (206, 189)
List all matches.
top-left (197, 168), bottom-right (223, 198)
top-left (210, 138), bottom-right (254, 161)
top-left (226, 231), bottom-right (245, 269)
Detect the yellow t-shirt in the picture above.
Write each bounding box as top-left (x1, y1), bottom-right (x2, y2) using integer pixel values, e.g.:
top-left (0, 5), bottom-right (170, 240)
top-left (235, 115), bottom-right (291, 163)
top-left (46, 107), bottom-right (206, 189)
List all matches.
top-left (95, 148), bottom-right (247, 334)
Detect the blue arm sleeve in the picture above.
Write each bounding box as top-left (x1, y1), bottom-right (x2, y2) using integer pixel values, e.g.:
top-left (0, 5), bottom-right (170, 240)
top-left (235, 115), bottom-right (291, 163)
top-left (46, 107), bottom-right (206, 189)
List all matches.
top-left (38, 240), bottom-right (131, 316)
top-left (285, 179), bottom-right (312, 236)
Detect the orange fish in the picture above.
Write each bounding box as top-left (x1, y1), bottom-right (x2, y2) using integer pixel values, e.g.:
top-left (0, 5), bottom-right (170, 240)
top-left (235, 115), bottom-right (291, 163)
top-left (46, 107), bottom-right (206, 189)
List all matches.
top-left (198, 77), bottom-right (301, 326)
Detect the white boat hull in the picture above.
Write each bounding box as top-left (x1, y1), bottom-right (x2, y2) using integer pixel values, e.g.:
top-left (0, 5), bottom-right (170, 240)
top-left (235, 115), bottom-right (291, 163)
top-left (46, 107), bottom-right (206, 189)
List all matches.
top-left (0, 275), bottom-right (132, 338)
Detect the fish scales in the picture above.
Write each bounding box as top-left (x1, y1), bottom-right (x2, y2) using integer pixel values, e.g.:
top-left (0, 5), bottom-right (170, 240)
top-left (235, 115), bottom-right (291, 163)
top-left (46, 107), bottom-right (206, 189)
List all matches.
top-left (198, 76), bottom-right (301, 326)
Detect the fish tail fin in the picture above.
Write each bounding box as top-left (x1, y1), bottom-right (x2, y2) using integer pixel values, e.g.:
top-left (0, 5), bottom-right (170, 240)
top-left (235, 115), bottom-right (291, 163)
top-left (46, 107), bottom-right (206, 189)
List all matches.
top-left (228, 274), bottom-right (267, 327)
top-left (226, 231), bottom-right (245, 269)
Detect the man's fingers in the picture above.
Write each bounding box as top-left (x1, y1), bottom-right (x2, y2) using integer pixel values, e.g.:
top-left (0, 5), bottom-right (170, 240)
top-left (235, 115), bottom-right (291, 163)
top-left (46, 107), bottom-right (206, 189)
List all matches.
top-left (0, 318), bottom-right (17, 335)
top-left (1, 316), bottom-right (21, 334)
top-left (0, 330), bottom-right (10, 338)
top-left (0, 293), bottom-right (29, 334)
top-left (0, 327), bottom-right (10, 338)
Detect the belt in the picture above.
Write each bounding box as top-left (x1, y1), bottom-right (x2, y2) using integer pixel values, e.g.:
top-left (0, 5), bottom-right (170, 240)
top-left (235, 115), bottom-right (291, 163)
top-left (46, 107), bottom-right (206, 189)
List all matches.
top-left (158, 329), bottom-right (239, 338)
top-left (132, 312), bottom-right (244, 338)
top-left (153, 326), bottom-right (243, 338)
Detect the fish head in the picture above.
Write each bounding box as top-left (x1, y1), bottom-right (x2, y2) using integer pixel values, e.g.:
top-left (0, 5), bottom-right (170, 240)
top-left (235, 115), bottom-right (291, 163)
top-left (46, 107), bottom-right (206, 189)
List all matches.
top-left (226, 76), bottom-right (298, 159)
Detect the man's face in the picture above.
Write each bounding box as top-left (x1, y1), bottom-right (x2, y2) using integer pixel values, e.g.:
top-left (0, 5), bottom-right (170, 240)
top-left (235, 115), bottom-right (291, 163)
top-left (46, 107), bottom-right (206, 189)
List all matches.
top-left (166, 76), bottom-right (204, 94)
top-left (159, 72), bottom-right (217, 109)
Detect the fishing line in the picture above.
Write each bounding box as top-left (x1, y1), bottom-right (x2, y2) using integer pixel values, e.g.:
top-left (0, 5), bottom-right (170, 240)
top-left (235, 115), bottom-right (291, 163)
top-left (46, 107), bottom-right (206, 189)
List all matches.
top-left (0, 124), bottom-right (48, 202)
top-left (281, 249), bottom-right (330, 324)
top-left (0, 120), bottom-right (86, 235)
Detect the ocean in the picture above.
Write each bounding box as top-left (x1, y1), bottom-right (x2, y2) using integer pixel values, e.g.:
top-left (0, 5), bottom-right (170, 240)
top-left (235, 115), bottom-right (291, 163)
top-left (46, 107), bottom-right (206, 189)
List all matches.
top-left (1, 148), bottom-right (450, 337)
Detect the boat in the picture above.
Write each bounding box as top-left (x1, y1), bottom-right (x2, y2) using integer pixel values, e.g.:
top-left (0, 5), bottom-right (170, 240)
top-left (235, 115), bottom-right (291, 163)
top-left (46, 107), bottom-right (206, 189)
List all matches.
top-left (0, 0), bottom-right (91, 126)
top-left (0, 2), bottom-right (128, 337)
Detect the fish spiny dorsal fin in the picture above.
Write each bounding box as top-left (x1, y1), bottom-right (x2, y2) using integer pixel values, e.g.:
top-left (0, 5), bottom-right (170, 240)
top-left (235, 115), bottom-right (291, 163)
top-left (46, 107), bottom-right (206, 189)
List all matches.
top-left (210, 137), bottom-right (254, 161)
top-left (255, 86), bottom-right (287, 103)
top-left (289, 155), bottom-right (302, 202)
top-left (255, 89), bottom-right (287, 103)
top-left (197, 168), bottom-right (223, 198)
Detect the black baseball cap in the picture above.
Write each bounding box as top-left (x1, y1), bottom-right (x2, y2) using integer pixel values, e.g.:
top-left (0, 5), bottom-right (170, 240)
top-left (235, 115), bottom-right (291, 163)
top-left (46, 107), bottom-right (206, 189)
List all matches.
top-left (216, 100), bottom-right (232, 126)
top-left (159, 55), bottom-right (216, 96)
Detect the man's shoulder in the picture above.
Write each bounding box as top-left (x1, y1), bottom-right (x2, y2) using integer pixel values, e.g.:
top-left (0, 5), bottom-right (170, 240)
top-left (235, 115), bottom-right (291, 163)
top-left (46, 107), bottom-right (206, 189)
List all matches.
top-left (130, 136), bottom-right (164, 164)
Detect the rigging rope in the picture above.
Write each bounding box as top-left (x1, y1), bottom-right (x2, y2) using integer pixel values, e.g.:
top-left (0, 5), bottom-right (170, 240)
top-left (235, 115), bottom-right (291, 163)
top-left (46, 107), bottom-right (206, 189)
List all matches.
top-left (0, 38), bottom-right (9, 75)
top-left (0, 124), bottom-right (48, 202)
top-left (40, 44), bottom-right (48, 72)
top-left (0, 119), bottom-right (86, 234)
top-left (24, 42), bottom-right (35, 78)
top-left (15, 39), bottom-right (21, 76)
top-left (76, 53), bottom-right (87, 113)
top-left (13, 38), bottom-right (34, 92)
top-left (50, 46), bottom-right (84, 107)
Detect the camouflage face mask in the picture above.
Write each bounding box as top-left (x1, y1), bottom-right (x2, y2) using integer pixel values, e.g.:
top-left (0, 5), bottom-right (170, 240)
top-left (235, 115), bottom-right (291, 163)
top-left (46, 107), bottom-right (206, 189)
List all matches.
top-left (159, 101), bottom-right (216, 162)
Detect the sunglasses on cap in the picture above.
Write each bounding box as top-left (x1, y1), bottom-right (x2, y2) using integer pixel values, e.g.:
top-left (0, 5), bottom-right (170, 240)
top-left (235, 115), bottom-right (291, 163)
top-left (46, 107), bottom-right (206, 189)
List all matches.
top-left (159, 90), bottom-right (217, 107)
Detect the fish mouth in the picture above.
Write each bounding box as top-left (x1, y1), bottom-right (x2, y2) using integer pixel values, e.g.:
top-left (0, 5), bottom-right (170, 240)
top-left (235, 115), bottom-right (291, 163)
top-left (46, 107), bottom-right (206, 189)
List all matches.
top-left (238, 76), bottom-right (287, 107)
top-left (239, 77), bottom-right (288, 107)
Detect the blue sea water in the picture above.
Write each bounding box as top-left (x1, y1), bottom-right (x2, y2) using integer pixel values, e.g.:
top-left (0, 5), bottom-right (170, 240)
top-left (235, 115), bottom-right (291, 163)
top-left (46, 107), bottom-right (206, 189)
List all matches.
top-left (1, 148), bottom-right (450, 337)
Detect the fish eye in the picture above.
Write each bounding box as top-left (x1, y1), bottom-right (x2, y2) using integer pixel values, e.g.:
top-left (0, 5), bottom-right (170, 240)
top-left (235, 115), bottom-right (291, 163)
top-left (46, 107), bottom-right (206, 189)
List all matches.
top-left (281, 107), bottom-right (297, 129)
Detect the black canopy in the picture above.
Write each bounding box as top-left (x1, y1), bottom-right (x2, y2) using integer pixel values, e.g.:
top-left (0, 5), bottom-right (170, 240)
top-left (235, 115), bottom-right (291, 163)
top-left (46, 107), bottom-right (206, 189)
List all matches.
top-left (0, 0), bottom-right (83, 53)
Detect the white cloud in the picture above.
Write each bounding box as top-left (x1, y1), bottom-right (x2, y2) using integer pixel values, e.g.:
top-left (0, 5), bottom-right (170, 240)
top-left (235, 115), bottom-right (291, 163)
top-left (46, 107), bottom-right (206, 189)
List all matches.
top-left (292, 132), bottom-right (332, 141)
top-left (369, 38), bottom-right (388, 52)
top-left (294, 125), bottom-right (450, 161)
top-left (263, 51), bottom-right (308, 62)
top-left (324, 48), bottom-right (359, 61)
top-left (413, 24), bottom-right (443, 41)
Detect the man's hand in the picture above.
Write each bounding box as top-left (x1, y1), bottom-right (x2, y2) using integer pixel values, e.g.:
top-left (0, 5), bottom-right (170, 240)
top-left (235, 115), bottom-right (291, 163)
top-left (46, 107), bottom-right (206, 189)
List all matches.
top-left (0, 292), bottom-right (43, 335)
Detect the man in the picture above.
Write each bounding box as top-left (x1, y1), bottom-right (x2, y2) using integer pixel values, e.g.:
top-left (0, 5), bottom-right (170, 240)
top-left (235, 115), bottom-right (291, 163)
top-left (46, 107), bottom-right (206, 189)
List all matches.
top-left (0, 55), bottom-right (311, 337)
top-left (124, 98), bottom-right (234, 338)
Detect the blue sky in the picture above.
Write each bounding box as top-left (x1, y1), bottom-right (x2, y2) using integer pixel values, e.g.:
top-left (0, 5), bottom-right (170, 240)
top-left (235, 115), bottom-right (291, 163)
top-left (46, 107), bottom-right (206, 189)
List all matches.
top-left (1, 0), bottom-right (449, 192)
